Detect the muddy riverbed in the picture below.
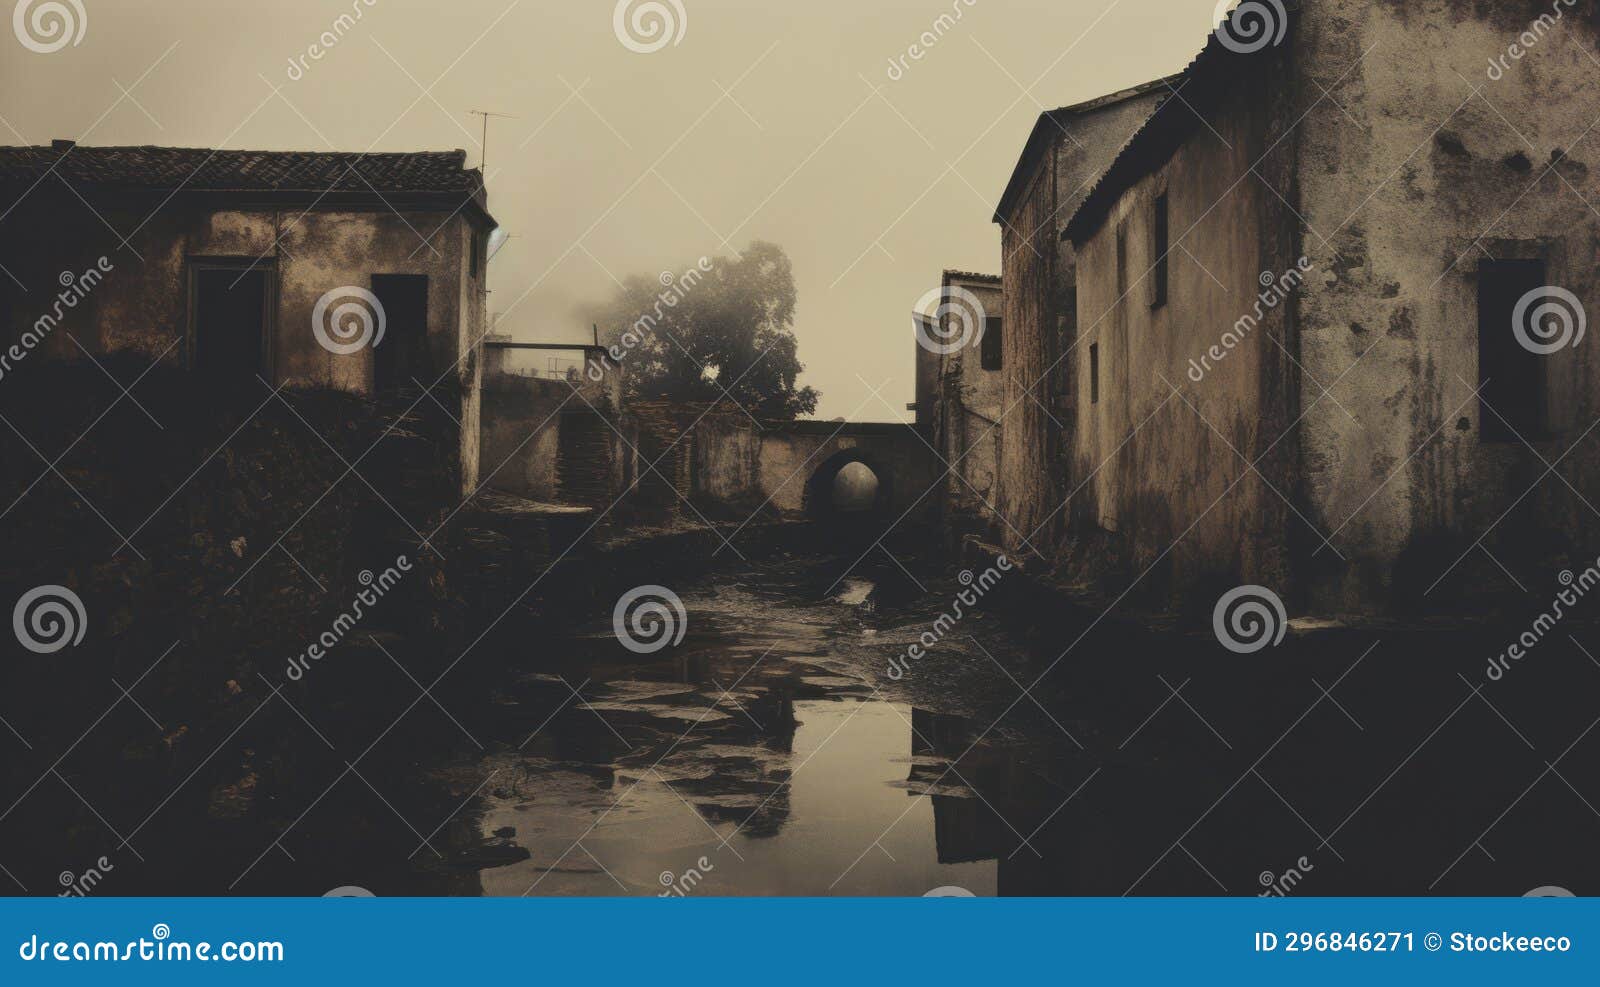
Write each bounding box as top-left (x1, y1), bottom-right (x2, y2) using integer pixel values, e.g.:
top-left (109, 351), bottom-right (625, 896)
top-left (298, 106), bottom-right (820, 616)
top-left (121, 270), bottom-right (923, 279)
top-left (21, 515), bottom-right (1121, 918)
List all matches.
top-left (413, 546), bottom-right (1600, 898)
top-left (441, 549), bottom-right (1087, 897)
top-left (11, 539), bottom-right (1594, 898)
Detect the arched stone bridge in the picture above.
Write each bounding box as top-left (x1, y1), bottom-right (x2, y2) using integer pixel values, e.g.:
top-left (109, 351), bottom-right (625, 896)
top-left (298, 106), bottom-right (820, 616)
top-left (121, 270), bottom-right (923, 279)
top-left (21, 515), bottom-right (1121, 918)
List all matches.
top-left (755, 420), bottom-right (939, 520)
top-left (477, 361), bottom-right (938, 522)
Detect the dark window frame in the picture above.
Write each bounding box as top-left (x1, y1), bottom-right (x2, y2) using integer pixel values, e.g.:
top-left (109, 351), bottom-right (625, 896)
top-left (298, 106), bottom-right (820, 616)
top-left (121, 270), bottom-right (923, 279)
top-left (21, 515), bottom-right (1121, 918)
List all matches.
top-left (371, 273), bottom-right (432, 393)
top-left (1115, 222), bottom-right (1128, 298)
top-left (1476, 258), bottom-right (1548, 443)
top-left (1152, 192), bottom-right (1169, 309)
top-left (1090, 341), bottom-right (1100, 405)
top-left (981, 315), bottom-right (1002, 371)
top-left (184, 255), bottom-right (278, 382)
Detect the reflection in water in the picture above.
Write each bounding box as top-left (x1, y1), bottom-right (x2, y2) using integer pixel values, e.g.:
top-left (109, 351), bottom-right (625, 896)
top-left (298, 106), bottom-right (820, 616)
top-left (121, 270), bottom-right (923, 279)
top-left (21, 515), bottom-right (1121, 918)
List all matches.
top-left (478, 700), bottom-right (997, 896)
top-left (441, 554), bottom-right (1085, 896)
top-left (910, 709), bottom-right (1106, 897)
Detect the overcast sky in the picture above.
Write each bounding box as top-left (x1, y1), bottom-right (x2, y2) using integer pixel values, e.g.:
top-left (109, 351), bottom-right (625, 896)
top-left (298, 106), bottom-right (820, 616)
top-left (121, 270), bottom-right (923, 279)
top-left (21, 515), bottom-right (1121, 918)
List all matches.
top-left (2, 0), bottom-right (1217, 419)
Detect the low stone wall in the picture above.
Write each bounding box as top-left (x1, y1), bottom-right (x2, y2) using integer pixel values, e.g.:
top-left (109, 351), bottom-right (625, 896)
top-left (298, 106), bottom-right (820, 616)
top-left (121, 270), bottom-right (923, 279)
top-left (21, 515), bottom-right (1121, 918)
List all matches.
top-left (478, 374), bottom-right (632, 508)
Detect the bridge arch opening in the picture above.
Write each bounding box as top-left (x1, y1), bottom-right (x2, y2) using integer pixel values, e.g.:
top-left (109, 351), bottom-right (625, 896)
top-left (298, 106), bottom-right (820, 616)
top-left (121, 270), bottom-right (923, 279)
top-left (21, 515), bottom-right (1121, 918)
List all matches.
top-left (803, 449), bottom-right (893, 519)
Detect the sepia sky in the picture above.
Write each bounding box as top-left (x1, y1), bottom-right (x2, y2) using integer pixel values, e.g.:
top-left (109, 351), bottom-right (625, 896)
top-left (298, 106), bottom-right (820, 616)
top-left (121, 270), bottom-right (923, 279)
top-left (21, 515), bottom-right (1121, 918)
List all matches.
top-left (1, 0), bottom-right (1217, 419)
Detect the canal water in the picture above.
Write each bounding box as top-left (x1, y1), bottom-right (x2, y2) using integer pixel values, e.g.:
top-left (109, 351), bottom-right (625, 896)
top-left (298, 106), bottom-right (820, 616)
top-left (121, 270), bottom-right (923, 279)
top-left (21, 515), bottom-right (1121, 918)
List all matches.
top-left (423, 543), bottom-right (1598, 899)
top-left (449, 548), bottom-right (1090, 897)
top-left (13, 538), bottom-right (1583, 897)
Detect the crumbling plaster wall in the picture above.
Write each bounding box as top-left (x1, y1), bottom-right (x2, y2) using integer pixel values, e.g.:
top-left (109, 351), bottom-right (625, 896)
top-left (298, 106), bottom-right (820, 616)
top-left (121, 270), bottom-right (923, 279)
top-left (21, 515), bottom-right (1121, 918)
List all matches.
top-left (478, 371), bottom-right (619, 503)
top-left (692, 415), bottom-right (761, 502)
top-left (1068, 57), bottom-right (1298, 605)
top-left (1294, 0), bottom-right (1600, 610)
top-left (456, 219), bottom-right (485, 493)
top-left (995, 91), bottom-right (1167, 559)
top-left (938, 277), bottom-right (1004, 530)
top-left (757, 433), bottom-right (857, 514)
top-left (997, 162), bottom-right (1059, 550)
top-left (0, 192), bottom-right (485, 494)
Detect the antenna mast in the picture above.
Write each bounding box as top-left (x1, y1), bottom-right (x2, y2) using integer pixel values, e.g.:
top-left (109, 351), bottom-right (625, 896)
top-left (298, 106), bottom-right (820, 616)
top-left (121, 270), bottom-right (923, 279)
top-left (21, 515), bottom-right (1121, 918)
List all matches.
top-left (467, 109), bottom-right (516, 173)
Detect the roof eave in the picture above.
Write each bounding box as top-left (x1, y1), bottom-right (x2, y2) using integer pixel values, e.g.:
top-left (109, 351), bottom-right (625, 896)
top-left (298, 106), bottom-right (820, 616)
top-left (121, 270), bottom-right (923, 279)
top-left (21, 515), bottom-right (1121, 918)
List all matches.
top-left (0, 181), bottom-right (497, 229)
top-left (1059, 5), bottom-right (1302, 244)
top-left (991, 73), bottom-right (1184, 225)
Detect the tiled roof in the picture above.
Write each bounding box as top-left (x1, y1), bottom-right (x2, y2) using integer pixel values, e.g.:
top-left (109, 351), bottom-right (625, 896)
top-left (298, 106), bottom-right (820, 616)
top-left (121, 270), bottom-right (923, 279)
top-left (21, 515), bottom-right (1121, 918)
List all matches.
top-left (942, 269), bottom-right (1001, 285)
top-left (0, 144), bottom-right (491, 222)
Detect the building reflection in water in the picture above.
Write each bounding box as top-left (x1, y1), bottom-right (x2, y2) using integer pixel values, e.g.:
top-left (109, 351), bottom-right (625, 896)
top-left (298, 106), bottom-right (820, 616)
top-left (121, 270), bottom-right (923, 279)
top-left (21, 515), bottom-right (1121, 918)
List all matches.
top-left (910, 708), bottom-right (1120, 896)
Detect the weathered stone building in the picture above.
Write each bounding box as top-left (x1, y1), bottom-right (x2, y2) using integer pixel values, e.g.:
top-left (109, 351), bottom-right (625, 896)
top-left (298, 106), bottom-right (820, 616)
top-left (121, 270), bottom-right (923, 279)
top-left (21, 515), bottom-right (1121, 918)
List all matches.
top-left (922, 270), bottom-right (1004, 539)
top-left (991, 78), bottom-right (1173, 553)
top-left (0, 142), bottom-right (495, 493)
top-left (989, 0), bottom-right (1600, 614)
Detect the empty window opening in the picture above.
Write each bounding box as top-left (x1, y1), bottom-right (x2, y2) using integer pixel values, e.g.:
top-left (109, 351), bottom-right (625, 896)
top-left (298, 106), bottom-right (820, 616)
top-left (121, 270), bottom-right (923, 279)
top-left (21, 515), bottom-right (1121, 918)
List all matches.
top-left (1090, 342), bottom-right (1100, 405)
top-left (1477, 259), bottom-right (1546, 442)
top-left (371, 274), bottom-right (430, 392)
top-left (1115, 223), bottom-right (1128, 298)
top-left (193, 265), bottom-right (268, 381)
top-left (1152, 192), bottom-right (1170, 309)
top-left (981, 316), bottom-right (1002, 371)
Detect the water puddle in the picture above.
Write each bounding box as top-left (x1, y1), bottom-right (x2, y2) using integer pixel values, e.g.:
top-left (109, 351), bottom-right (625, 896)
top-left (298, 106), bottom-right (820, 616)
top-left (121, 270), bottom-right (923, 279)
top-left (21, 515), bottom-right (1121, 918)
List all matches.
top-left (477, 700), bottom-right (994, 896)
top-left (441, 555), bottom-right (1075, 896)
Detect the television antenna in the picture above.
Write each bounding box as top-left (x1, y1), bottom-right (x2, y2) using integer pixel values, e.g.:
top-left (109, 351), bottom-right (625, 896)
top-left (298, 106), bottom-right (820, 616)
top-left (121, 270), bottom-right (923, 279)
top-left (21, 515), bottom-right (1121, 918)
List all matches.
top-left (468, 110), bottom-right (517, 172)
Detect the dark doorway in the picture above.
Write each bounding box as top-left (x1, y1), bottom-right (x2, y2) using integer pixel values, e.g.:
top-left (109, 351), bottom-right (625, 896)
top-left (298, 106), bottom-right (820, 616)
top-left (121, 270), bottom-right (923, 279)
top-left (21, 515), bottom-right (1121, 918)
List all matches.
top-left (1477, 259), bottom-right (1545, 442)
top-left (371, 274), bottom-right (429, 392)
top-left (192, 266), bottom-right (268, 380)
